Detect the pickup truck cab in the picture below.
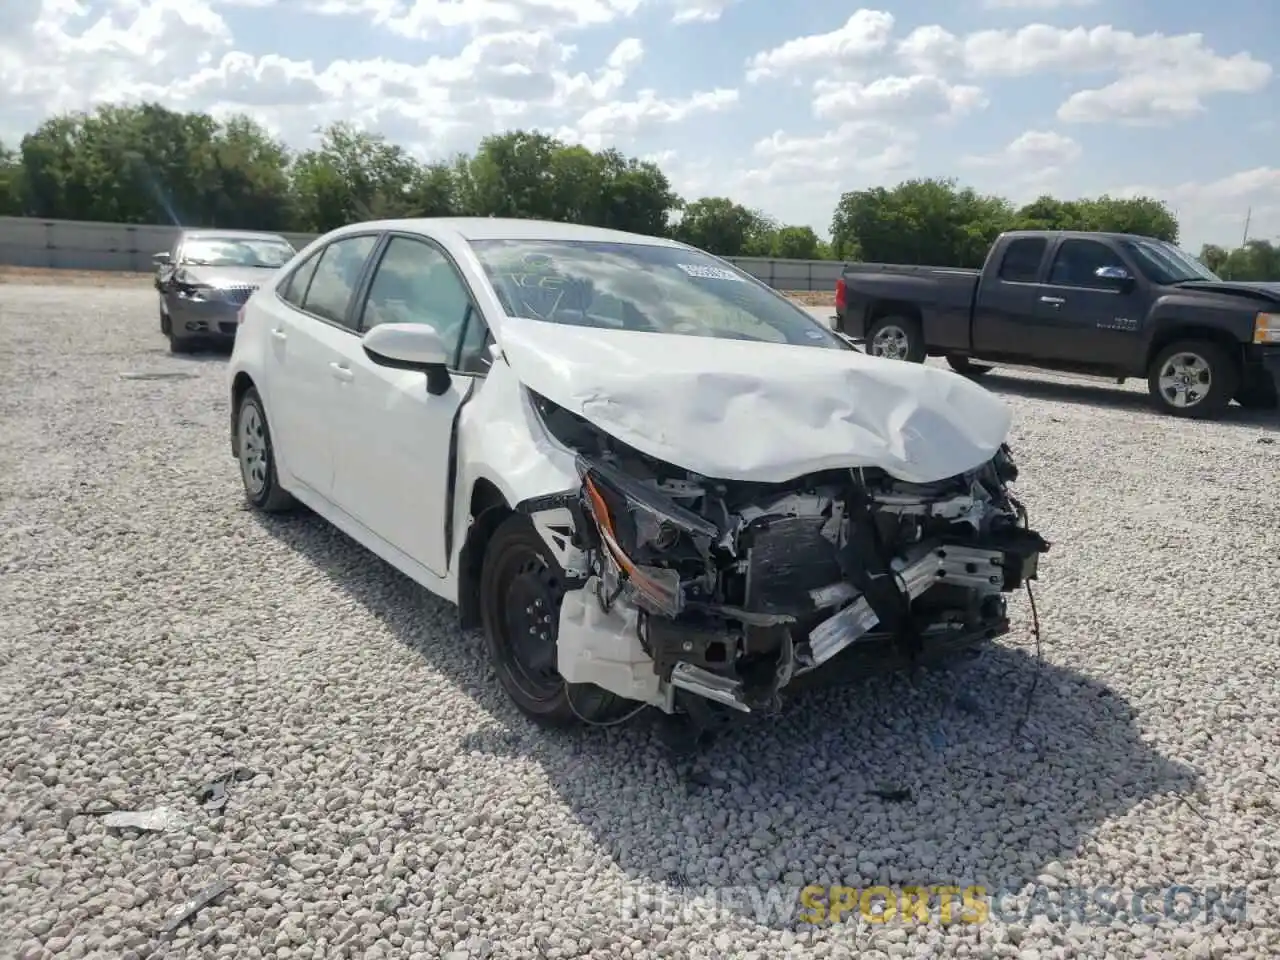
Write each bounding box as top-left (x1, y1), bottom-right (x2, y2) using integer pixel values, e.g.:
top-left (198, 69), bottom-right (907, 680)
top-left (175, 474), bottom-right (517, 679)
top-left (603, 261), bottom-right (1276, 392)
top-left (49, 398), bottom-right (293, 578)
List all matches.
top-left (834, 230), bottom-right (1280, 418)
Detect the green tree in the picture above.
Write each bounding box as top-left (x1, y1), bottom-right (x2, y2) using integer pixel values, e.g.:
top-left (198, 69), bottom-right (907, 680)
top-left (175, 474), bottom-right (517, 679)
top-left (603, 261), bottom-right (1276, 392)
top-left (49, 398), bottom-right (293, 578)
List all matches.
top-left (291, 122), bottom-right (427, 231)
top-left (830, 178), bottom-right (1013, 268)
top-left (1013, 195), bottom-right (1087, 232)
top-left (1078, 195), bottom-right (1178, 242)
top-left (673, 196), bottom-right (774, 256)
top-left (0, 141), bottom-right (23, 216)
top-left (1203, 239), bottom-right (1280, 280)
top-left (769, 225), bottom-right (822, 259)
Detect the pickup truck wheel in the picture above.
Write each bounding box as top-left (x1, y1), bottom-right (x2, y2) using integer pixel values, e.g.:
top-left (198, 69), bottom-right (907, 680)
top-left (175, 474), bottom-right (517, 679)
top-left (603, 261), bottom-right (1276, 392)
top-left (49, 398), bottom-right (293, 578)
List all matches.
top-left (479, 515), bottom-right (632, 728)
top-left (1147, 340), bottom-right (1239, 419)
top-left (867, 316), bottom-right (926, 363)
top-left (946, 355), bottom-right (993, 378)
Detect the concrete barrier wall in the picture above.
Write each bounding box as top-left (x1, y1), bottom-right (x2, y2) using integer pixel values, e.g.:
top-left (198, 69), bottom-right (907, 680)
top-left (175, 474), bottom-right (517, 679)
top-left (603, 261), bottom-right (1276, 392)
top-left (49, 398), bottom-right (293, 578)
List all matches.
top-left (0, 216), bottom-right (845, 292)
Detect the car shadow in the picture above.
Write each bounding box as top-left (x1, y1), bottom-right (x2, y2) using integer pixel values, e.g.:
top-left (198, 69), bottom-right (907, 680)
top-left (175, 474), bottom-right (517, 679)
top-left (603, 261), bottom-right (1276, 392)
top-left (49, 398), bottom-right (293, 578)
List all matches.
top-left (253, 510), bottom-right (1200, 932)
top-left (978, 371), bottom-right (1280, 432)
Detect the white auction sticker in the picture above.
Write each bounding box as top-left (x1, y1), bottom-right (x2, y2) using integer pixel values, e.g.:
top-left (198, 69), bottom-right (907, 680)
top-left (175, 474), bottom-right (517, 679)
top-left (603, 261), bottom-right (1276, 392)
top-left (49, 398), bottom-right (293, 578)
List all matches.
top-left (677, 263), bottom-right (745, 281)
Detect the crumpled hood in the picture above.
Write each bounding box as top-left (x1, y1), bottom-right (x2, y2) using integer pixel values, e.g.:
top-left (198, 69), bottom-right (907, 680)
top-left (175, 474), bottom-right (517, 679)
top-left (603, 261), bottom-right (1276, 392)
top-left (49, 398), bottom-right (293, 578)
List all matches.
top-left (497, 316), bottom-right (1013, 485)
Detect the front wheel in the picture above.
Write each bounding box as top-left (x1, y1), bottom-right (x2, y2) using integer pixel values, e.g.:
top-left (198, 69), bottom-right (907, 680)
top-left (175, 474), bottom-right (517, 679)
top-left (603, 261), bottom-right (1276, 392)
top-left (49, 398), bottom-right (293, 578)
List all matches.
top-left (1146, 340), bottom-right (1239, 419)
top-left (235, 388), bottom-right (295, 512)
top-left (478, 515), bottom-right (629, 727)
top-left (866, 316), bottom-right (926, 363)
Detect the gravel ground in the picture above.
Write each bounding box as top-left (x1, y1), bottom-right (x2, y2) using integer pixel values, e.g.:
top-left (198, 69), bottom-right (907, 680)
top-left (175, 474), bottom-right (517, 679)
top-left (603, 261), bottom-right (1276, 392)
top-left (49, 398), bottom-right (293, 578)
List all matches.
top-left (2, 284), bottom-right (1279, 960)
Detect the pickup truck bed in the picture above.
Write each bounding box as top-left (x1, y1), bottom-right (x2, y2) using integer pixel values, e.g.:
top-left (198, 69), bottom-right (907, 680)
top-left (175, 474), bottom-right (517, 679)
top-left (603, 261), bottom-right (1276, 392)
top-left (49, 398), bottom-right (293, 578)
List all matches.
top-left (834, 230), bottom-right (1280, 418)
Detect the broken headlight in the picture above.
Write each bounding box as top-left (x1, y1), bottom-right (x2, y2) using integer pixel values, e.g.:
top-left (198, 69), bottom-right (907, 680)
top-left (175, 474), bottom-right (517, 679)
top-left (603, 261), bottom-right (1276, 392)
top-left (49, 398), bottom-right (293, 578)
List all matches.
top-left (574, 457), bottom-right (720, 618)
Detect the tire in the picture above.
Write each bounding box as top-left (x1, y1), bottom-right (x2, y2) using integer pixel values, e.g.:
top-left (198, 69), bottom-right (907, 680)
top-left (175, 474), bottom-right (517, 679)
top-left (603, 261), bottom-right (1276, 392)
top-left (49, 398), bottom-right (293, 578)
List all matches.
top-left (1146, 340), bottom-right (1239, 419)
top-left (866, 316), bottom-right (926, 363)
top-left (235, 388), bottom-right (296, 513)
top-left (159, 306), bottom-right (171, 336)
top-left (168, 334), bottom-right (195, 354)
top-left (478, 514), bottom-right (628, 727)
top-left (946, 354), bottom-right (993, 378)
top-left (1235, 375), bottom-right (1279, 411)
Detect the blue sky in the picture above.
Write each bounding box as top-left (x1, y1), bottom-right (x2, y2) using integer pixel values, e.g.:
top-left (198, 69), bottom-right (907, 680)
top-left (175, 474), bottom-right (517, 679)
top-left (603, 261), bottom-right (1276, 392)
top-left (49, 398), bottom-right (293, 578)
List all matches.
top-left (1, 0), bottom-right (1276, 249)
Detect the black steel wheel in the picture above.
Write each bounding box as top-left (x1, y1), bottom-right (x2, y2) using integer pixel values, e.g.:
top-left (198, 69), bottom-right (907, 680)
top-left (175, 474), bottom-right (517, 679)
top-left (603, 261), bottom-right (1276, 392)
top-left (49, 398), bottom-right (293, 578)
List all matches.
top-left (479, 515), bottom-right (628, 727)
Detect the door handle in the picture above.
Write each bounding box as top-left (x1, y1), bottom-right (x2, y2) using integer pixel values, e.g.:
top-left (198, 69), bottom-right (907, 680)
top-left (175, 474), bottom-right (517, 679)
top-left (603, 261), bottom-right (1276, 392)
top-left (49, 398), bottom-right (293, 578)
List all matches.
top-left (1039, 296), bottom-right (1065, 306)
top-left (329, 362), bottom-right (354, 382)
top-left (270, 327), bottom-right (287, 341)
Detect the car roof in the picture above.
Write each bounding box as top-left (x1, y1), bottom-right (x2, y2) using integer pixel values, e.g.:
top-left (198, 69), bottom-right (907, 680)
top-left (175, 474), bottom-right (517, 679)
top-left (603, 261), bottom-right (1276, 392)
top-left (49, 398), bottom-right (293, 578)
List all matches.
top-left (326, 217), bottom-right (689, 248)
top-left (182, 229), bottom-right (289, 241)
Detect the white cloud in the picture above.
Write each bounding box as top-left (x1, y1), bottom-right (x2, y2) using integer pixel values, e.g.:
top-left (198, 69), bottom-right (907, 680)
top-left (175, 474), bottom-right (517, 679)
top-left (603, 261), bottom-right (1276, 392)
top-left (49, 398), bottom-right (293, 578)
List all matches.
top-left (897, 23), bottom-right (1271, 125)
top-left (966, 130), bottom-right (1081, 167)
top-left (962, 129), bottom-right (1082, 194)
top-left (562, 86), bottom-right (739, 149)
top-left (745, 10), bottom-right (895, 82)
top-left (1114, 168), bottom-right (1280, 248)
top-left (670, 0), bottom-right (734, 23)
top-left (813, 74), bottom-right (986, 122)
top-left (982, 0), bottom-right (1097, 8)
top-left (285, 0), bottom-right (644, 38)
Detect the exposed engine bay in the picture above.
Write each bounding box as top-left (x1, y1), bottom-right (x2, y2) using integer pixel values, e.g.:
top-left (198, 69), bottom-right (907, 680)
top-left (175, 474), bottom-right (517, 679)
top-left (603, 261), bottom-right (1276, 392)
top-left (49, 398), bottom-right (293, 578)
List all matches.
top-left (525, 393), bottom-right (1050, 716)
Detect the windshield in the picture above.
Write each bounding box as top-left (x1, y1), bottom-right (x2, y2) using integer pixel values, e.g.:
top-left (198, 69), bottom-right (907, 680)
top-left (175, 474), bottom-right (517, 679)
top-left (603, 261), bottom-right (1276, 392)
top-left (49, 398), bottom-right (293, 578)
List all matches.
top-left (180, 236), bottom-right (295, 268)
top-left (468, 239), bottom-right (848, 349)
top-left (1122, 238), bottom-right (1221, 284)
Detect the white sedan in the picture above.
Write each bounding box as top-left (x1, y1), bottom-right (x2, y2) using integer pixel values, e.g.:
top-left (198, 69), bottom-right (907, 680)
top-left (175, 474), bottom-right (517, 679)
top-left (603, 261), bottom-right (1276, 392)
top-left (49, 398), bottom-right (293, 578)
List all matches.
top-left (228, 218), bottom-right (1048, 733)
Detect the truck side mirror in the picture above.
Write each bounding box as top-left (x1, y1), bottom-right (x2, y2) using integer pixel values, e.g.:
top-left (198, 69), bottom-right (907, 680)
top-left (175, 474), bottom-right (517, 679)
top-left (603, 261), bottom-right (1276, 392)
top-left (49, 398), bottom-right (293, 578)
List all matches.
top-left (1095, 265), bottom-right (1135, 290)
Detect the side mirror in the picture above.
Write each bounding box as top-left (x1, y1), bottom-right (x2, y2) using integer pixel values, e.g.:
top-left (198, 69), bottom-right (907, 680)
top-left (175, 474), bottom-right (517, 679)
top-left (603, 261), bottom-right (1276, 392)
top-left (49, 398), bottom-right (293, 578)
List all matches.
top-left (362, 322), bottom-right (452, 396)
top-left (153, 252), bottom-right (171, 266)
top-left (1095, 265), bottom-right (1133, 285)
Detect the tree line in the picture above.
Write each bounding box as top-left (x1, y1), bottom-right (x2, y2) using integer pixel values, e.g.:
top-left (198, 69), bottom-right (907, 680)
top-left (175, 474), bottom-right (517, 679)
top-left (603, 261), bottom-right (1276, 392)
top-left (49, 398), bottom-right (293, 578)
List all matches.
top-left (0, 102), bottom-right (1275, 279)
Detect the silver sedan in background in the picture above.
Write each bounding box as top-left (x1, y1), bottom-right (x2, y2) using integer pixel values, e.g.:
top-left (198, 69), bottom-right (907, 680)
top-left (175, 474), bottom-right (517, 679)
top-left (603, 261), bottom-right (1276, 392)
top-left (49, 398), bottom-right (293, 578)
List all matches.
top-left (153, 229), bottom-right (296, 353)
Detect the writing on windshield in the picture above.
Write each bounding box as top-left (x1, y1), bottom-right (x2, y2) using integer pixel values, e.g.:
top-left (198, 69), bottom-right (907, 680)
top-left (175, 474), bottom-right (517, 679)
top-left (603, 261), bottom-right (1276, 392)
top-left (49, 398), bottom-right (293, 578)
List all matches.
top-left (469, 239), bottom-right (846, 350)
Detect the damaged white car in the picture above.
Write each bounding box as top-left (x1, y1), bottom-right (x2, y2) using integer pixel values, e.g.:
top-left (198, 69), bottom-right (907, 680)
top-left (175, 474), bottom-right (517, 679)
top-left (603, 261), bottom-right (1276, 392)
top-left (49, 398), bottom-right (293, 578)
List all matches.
top-left (228, 218), bottom-right (1048, 735)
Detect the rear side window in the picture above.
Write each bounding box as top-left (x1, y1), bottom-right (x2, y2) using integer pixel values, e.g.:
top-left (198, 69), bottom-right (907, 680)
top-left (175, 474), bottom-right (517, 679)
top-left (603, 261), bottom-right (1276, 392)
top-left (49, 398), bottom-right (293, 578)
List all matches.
top-left (300, 235), bottom-right (379, 328)
top-left (998, 238), bottom-right (1047, 282)
top-left (280, 250), bottom-right (322, 308)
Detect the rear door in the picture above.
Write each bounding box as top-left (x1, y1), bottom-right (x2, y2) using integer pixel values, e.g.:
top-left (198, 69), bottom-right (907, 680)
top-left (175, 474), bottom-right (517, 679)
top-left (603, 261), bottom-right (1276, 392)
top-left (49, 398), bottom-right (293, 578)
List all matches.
top-left (327, 233), bottom-right (492, 576)
top-left (260, 233), bottom-right (380, 498)
top-left (1032, 238), bottom-right (1147, 364)
top-left (970, 237), bottom-right (1051, 357)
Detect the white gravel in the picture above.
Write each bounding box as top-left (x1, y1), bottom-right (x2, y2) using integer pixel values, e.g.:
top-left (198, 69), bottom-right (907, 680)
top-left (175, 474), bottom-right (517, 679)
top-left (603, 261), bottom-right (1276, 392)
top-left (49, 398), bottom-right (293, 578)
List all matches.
top-left (2, 283), bottom-right (1279, 960)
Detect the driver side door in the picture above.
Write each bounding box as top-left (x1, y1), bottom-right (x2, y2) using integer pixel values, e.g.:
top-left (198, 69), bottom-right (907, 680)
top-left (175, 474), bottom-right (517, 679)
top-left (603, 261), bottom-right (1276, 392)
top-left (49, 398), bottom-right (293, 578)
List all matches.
top-left (328, 233), bottom-right (491, 577)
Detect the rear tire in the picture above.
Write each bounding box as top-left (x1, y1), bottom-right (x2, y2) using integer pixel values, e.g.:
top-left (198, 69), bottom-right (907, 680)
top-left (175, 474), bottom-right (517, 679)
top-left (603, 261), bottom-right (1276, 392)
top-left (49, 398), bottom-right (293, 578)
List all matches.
top-left (1146, 340), bottom-right (1239, 419)
top-left (946, 354), bottom-right (993, 378)
top-left (479, 514), bottom-right (630, 727)
top-left (866, 316), bottom-right (926, 363)
top-left (235, 388), bottom-right (295, 513)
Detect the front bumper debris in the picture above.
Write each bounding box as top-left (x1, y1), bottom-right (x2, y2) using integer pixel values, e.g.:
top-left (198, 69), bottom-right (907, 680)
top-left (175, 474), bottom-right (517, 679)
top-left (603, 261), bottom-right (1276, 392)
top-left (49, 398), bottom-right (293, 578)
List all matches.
top-left (530, 395), bottom-right (1050, 717)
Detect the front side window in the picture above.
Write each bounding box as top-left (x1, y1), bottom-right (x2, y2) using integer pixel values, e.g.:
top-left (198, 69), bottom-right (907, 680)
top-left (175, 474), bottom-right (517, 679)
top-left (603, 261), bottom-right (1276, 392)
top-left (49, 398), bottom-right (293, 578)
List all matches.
top-left (468, 239), bottom-right (849, 350)
top-left (359, 236), bottom-right (478, 368)
top-left (301, 235), bottom-right (379, 328)
top-left (179, 236), bottom-right (295, 268)
top-left (1048, 240), bottom-right (1128, 289)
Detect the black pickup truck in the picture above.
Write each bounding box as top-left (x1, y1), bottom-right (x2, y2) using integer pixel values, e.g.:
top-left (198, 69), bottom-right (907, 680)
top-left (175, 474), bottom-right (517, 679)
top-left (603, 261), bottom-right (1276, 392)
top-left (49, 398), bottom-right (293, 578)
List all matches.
top-left (834, 230), bottom-right (1280, 418)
